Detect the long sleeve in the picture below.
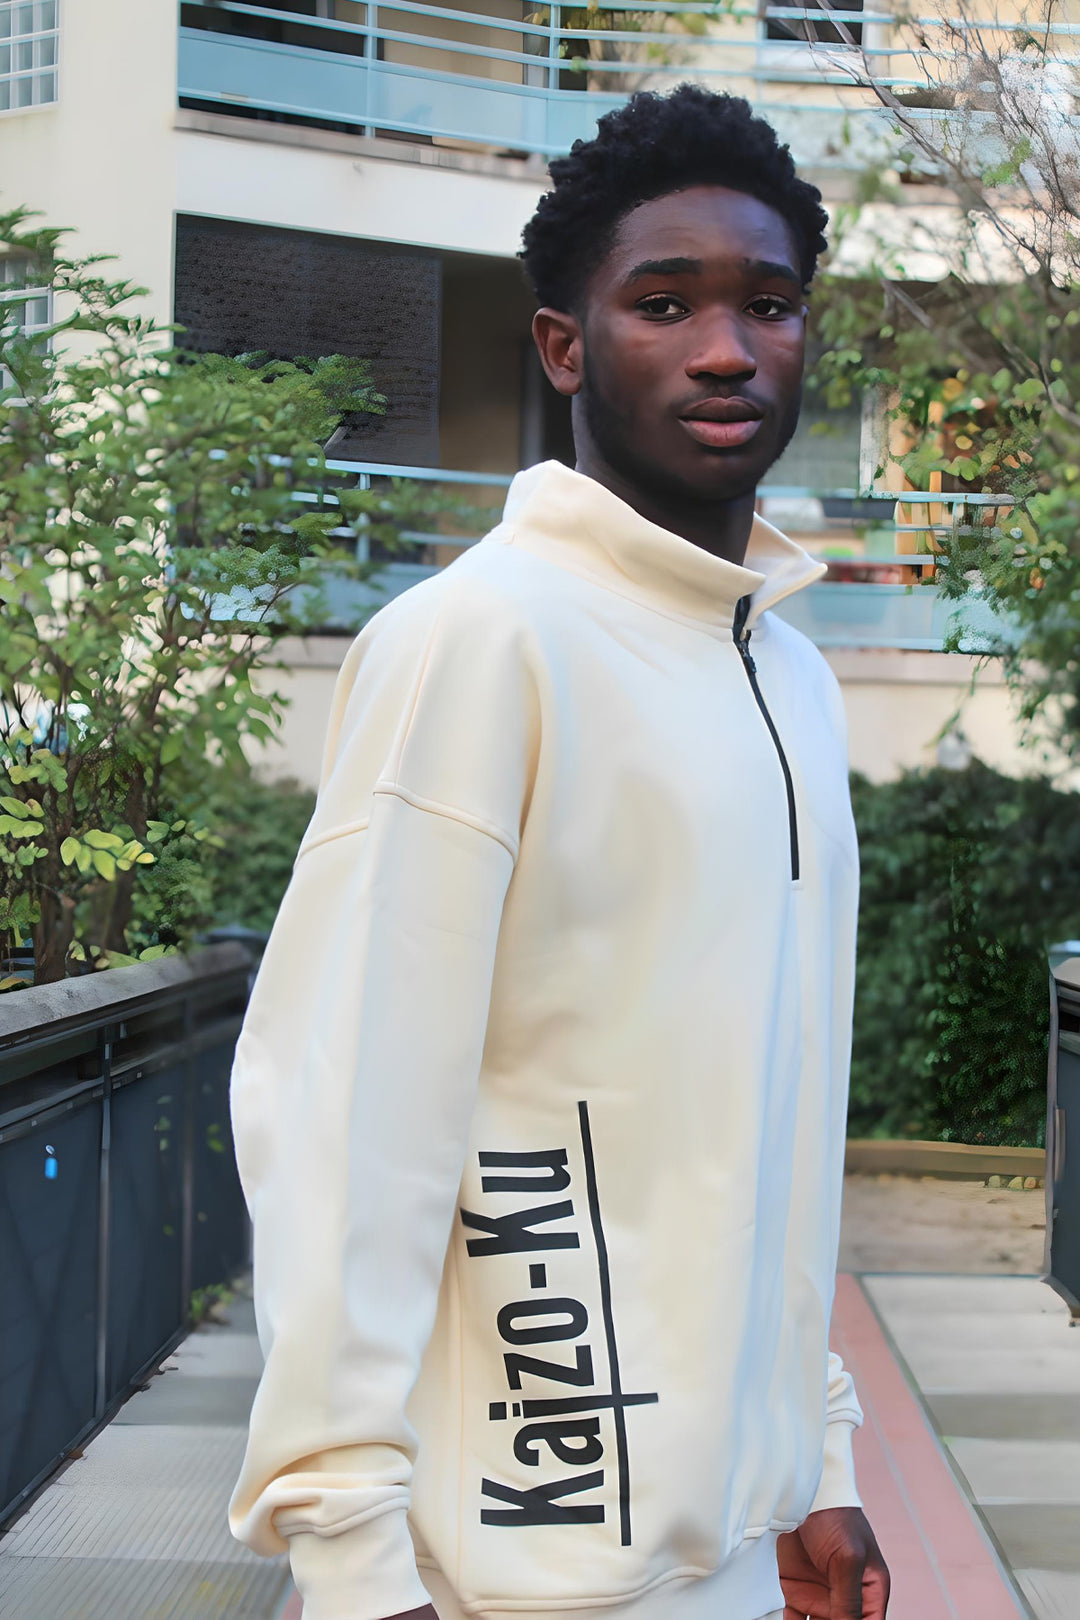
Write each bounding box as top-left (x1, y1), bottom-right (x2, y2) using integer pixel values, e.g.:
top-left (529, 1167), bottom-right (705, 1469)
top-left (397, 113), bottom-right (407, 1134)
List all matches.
top-left (228, 580), bottom-right (539, 1620)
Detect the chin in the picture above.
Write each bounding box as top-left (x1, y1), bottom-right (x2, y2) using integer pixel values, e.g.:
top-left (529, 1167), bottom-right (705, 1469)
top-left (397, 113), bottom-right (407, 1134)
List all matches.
top-left (682, 456), bottom-right (768, 505)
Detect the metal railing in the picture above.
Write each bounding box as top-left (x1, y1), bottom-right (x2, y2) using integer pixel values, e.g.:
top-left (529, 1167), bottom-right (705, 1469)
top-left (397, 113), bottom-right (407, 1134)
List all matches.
top-left (292, 458), bottom-right (1013, 650)
top-left (0, 943), bottom-right (256, 1527)
top-left (178, 0), bottom-right (1080, 164)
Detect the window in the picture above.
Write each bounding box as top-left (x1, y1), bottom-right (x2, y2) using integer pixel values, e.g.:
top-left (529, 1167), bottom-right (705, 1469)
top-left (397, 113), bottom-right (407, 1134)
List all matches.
top-left (764, 0), bottom-right (863, 48)
top-left (0, 0), bottom-right (59, 113)
top-left (0, 256), bottom-right (53, 397)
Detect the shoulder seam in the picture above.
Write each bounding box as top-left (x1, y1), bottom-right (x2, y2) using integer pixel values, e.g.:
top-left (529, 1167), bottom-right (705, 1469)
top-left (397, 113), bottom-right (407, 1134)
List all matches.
top-left (374, 780), bottom-right (520, 860)
top-left (295, 816), bottom-right (371, 862)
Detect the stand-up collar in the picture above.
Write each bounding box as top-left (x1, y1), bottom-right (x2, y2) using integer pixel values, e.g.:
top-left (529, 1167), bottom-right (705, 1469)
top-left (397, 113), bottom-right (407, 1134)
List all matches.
top-left (501, 460), bottom-right (825, 634)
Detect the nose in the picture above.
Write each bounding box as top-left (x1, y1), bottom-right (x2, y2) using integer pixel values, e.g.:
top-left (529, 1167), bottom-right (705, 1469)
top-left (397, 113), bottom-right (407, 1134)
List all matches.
top-left (684, 311), bottom-right (757, 382)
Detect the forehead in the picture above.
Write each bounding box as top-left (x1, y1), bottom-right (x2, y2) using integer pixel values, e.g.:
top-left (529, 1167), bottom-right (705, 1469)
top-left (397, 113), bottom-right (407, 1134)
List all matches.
top-left (599, 185), bottom-right (800, 284)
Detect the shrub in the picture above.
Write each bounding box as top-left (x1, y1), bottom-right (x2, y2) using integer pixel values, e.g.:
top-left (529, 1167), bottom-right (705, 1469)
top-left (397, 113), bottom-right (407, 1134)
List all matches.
top-left (850, 761), bottom-right (1080, 1144)
top-left (0, 209), bottom-right (447, 983)
top-left (125, 770), bottom-right (316, 949)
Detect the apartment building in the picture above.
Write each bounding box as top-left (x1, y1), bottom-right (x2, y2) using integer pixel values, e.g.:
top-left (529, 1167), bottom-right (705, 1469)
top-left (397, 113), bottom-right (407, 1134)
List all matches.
top-left (2, 0), bottom-right (1045, 783)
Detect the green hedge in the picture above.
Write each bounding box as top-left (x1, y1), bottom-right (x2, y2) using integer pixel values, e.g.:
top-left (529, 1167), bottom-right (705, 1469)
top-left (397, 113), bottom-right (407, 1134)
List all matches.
top-left (127, 770), bottom-right (315, 951)
top-left (850, 762), bottom-right (1080, 1145)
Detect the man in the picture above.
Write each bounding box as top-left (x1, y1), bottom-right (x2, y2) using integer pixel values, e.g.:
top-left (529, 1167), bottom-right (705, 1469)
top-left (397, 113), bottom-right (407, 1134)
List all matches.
top-left (230, 85), bottom-right (890, 1620)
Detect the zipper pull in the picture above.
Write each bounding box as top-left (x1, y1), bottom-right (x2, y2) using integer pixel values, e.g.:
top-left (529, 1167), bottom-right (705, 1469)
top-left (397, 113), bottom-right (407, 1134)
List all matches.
top-left (732, 595), bottom-right (756, 672)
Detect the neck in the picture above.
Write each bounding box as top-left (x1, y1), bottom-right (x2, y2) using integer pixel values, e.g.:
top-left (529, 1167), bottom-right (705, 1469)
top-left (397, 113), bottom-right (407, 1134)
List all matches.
top-left (573, 449), bottom-right (757, 569)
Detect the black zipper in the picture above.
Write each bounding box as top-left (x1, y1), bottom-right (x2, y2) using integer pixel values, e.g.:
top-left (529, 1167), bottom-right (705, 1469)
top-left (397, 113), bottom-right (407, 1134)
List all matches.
top-left (732, 595), bottom-right (800, 883)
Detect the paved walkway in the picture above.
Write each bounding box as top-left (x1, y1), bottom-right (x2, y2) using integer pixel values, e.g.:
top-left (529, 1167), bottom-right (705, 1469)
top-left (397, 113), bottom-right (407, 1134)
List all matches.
top-left (0, 1288), bottom-right (291, 1619)
top-left (865, 1273), bottom-right (1080, 1620)
top-left (2, 1260), bottom-right (1077, 1618)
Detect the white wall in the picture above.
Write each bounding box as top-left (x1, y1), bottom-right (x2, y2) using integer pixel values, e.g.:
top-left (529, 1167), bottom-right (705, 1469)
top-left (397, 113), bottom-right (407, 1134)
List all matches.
top-left (1, 0), bottom-right (178, 325)
top-left (175, 116), bottom-right (545, 259)
top-left (254, 636), bottom-right (1064, 791)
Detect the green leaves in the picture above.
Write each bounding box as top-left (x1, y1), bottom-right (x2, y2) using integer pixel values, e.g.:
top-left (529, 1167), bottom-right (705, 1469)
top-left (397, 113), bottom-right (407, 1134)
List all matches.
top-left (0, 207), bottom-right (458, 981)
top-left (851, 763), bottom-right (1079, 1146)
top-left (57, 827), bottom-right (154, 879)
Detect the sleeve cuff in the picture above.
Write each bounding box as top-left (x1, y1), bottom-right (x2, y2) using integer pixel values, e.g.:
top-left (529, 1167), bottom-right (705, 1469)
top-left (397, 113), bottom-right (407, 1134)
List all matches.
top-left (287, 1506), bottom-right (432, 1620)
top-left (809, 1417), bottom-right (862, 1515)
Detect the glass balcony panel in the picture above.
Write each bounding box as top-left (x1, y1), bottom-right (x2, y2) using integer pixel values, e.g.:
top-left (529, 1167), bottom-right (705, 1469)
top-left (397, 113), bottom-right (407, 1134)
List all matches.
top-left (179, 31), bottom-right (371, 124)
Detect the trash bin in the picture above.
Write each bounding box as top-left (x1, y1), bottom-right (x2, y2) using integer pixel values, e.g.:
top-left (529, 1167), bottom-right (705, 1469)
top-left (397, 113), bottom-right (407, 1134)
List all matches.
top-left (1047, 957), bottom-right (1080, 1318)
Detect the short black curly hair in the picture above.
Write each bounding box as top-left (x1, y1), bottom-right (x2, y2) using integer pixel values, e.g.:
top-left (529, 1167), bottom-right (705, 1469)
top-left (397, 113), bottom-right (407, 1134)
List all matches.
top-left (520, 86), bottom-right (829, 312)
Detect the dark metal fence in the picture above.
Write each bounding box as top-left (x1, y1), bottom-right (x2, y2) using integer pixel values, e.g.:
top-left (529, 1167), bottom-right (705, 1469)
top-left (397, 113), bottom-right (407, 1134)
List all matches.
top-left (0, 943), bottom-right (255, 1527)
top-left (1048, 956), bottom-right (1080, 1317)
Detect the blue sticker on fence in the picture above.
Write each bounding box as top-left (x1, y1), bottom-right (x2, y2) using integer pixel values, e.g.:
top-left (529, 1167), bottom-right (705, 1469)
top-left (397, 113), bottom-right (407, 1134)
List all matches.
top-left (44, 1144), bottom-right (57, 1180)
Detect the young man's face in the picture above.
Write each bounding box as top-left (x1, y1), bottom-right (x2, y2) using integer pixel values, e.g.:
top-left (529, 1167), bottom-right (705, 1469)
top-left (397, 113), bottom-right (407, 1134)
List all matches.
top-left (539, 185), bottom-right (809, 506)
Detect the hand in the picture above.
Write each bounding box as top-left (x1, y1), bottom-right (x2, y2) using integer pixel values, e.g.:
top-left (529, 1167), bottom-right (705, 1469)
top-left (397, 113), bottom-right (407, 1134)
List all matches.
top-left (777, 1506), bottom-right (890, 1619)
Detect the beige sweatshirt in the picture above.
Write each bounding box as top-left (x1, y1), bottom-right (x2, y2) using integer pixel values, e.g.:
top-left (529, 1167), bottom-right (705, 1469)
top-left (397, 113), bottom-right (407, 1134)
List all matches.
top-left (229, 460), bottom-right (863, 1620)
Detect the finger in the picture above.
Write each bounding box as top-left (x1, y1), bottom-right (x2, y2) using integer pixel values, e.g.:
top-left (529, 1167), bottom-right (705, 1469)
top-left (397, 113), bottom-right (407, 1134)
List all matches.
top-left (780, 1575), bottom-right (831, 1611)
top-left (829, 1554), bottom-right (864, 1619)
top-left (861, 1557), bottom-right (892, 1619)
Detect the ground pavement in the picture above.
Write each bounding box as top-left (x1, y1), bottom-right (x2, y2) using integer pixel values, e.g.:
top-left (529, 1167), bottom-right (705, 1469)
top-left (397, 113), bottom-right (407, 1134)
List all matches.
top-left (0, 1177), bottom-right (1075, 1619)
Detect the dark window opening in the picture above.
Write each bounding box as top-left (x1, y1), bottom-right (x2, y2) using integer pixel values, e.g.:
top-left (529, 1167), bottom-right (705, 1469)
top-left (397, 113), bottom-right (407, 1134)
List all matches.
top-left (765, 0), bottom-right (863, 47)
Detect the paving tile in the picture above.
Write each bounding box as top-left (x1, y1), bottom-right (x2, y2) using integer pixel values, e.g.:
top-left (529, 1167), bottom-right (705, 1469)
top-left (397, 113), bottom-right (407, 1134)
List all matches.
top-left (982, 1505), bottom-right (1080, 1574)
top-left (1016, 1567), bottom-right (1080, 1619)
top-left (5, 1424), bottom-right (247, 1501)
top-left (0, 1554), bottom-right (289, 1620)
top-left (947, 1438), bottom-right (1080, 1504)
top-left (877, 1344), bottom-right (1080, 1396)
top-left (113, 1373), bottom-right (261, 1427)
top-left (166, 1328), bottom-right (264, 1380)
top-left (2, 1433), bottom-right (250, 1562)
top-left (864, 1275), bottom-right (1080, 1396)
top-left (926, 1393), bottom-right (1080, 1444)
top-left (864, 1275), bottom-right (1060, 1316)
top-left (222, 1296), bottom-right (258, 1336)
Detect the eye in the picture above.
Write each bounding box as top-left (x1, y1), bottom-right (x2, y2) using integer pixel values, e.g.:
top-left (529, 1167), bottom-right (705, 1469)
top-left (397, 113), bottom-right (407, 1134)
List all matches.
top-left (746, 294), bottom-right (795, 319)
top-left (635, 294), bottom-right (689, 318)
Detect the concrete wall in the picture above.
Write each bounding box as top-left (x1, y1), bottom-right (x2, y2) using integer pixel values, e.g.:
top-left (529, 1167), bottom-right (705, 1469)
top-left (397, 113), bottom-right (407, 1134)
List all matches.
top-left (253, 634), bottom-right (1064, 792)
top-left (175, 112), bottom-right (546, 259)
top-left (2, 0), bottom-right (178, 325)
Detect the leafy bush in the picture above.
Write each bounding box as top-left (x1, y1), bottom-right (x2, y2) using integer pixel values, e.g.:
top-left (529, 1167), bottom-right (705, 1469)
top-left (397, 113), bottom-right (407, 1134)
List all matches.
top-left (850, 761), bottom-right (1080, 1145)
top-left (0, 209), bottom-right (452, 983)
top-left (201, 772), bottom-right (315, 936)
top-left (126, 770), bottom-right (315, 949)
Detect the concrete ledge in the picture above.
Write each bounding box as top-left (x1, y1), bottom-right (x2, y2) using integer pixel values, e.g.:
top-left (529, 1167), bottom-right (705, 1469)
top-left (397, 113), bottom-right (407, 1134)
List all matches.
top-left (846, 1138), bottom-right (1046, 1181)
top-left (0, 943), bottom-right (253, 1046)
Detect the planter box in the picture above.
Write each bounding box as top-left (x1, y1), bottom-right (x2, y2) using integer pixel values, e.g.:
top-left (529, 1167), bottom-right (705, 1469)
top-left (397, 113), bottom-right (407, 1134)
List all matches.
top-left (0, 944), bottom-right (254, 1527)
top-left (845, 1137), bottom-right (1045, 1181)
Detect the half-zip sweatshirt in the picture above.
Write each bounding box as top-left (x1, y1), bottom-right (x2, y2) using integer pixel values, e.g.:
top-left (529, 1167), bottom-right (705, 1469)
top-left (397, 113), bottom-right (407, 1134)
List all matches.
top-left (229, 460), bottom-right (864, 1620)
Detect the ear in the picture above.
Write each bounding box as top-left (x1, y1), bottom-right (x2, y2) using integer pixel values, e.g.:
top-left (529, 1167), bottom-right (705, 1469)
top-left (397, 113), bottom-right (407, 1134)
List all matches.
top-left (532, 307), bottom-right (584, 398)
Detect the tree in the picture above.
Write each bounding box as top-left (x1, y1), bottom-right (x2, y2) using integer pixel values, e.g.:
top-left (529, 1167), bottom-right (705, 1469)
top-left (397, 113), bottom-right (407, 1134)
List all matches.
top-left (804, 0), bottom-right (1080, 755)
top-left (0, 209), bottom-right (445, 983)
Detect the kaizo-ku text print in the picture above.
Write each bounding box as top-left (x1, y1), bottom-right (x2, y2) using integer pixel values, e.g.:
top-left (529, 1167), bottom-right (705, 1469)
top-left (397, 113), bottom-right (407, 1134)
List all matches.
top-left (459, 1100), bottom-right (658, 1546)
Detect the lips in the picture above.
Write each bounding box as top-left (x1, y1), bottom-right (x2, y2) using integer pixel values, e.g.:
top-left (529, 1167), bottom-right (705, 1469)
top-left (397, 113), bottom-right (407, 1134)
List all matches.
top-left (679, 397), bottom-right (764, 450)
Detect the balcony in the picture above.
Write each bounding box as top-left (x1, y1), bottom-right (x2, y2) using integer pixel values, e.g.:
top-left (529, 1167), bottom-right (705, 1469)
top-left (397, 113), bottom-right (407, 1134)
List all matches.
top-left (177, 0), bottom-right (927, 168)
top-left (292, 461), bottom-right (1012, 653)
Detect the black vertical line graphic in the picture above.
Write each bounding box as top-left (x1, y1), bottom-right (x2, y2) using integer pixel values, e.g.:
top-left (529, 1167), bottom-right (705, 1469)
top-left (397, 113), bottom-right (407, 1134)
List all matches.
top-left (577, 1098), bottom-right (632, 1548)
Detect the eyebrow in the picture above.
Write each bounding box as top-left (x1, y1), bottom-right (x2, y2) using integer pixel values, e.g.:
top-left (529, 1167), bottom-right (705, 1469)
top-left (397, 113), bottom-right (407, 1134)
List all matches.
top-left (623, 255), bottom-right (802, 285)
top-left (745, 257), bottom-right (802, 284)
top-left (625, 257), bottom-right (703, 283)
